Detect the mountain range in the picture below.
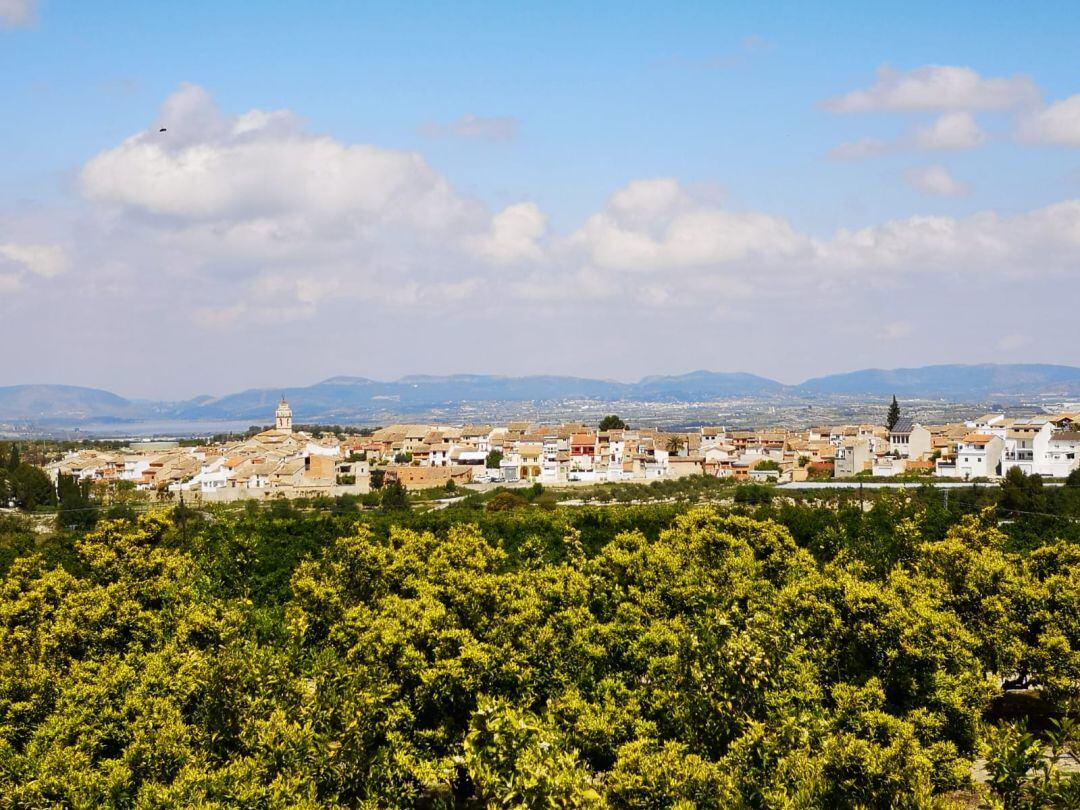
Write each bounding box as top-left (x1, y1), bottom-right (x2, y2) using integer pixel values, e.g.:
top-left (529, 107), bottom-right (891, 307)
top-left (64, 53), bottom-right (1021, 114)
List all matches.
top-left (3, 364), bottom-right (1080, 426)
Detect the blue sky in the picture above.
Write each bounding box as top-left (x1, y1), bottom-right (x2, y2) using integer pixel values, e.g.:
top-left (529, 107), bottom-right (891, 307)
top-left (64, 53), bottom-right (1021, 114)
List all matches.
top-left (1, 1), bottom-right (1079, 397)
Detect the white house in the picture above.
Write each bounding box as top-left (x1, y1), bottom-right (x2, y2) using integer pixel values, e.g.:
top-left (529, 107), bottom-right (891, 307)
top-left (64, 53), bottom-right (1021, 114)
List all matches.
top-left (834, 438), bottom-right (870, 478)
top-left (1044, 432), bottom-right (1080, 478)
top-left (872, 456), bottom-right (906, 477)
top-left (1002, 419), bottom-right (1054, 477)
top-left (954, 433), bottom-right (1004, 479)
top-left (889, 418), bottom-right (932, 459)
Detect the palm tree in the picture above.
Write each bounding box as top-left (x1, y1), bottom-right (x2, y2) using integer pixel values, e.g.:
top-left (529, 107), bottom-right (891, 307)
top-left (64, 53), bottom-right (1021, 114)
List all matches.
top-left (666, 435), bottom-right (685, 455)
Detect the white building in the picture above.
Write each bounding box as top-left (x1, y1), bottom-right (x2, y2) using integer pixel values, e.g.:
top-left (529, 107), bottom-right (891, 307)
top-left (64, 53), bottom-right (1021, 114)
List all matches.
top-left (834, 438), bottom-right (870, 478)
top-left (1002, 420), bottom-right (1054, 477)
top-left (889, 418), bottom-right (932, 459)
top-left (1044, 432), bottom-right (1080, 478)
top-left (275, 398), bottom-right (293, 432)
top-left (954, 433), bottom-right (1004, 479)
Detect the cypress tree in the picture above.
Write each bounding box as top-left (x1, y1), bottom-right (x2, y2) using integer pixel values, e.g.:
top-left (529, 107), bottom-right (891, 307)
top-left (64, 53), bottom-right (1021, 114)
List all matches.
top-left (887, 395), bottom-right (901, 431)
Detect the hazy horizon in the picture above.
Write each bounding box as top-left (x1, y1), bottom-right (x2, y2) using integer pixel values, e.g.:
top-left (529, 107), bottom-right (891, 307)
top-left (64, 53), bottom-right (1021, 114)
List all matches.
top-left (6, 361), bottom-right (1080, 404)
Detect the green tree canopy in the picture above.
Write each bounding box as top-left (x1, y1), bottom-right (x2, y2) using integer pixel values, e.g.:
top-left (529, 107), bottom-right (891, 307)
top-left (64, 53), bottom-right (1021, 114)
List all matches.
top-left (887, 395), bottom-right (901, 430)
top-left (598, 415), bottom-right (627, 431)
top-left (0, 493), bottom-right (1075, 805)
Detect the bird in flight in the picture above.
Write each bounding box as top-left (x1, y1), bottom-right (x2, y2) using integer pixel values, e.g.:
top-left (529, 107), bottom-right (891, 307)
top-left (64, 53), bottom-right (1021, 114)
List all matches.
top-left (159, 128), bottom-right (167, 132)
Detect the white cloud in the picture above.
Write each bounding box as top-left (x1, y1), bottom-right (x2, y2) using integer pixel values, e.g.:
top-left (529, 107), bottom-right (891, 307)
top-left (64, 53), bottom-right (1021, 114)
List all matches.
top-left (0, 242), bottom-right (69, 277)
top-left (565, 178), bottom-right (809, 272)
top-left (64, 85), bottom-right (554, 335)
top-left (914, 111), bottom-right (987, 150)
top-left (12, 83), bottom-right (1080, 363)
top-left (904, 164), bottom-right (970, 197)
top-left (467, 202), bottom-right (546, 264)
top-left (81, 84), bottom-right (480, 235)
top-left (0, 0), bottom-right (36, 27)
top-left (1018, 94), bottom-right (1080, 145)
top-left (421, 114), bottom-right (518, 141)
top-left (824, 64), bottom-right (1039, 112)
top-left (818, 200), bottom-right (1080, 279)
top-left (830, 112), bottom-right (987, 160)
top-left (562, 179), bottom-right (1080, 291)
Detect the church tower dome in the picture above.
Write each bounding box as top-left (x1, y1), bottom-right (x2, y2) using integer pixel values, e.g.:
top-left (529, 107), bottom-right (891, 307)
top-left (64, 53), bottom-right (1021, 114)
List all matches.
top-left (275, 398), bottom-right (293, 433)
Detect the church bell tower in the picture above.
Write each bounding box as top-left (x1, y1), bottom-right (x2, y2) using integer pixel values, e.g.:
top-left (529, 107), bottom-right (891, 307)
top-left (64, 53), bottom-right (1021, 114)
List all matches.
top-left (275, 397), bottom-right (293, 433)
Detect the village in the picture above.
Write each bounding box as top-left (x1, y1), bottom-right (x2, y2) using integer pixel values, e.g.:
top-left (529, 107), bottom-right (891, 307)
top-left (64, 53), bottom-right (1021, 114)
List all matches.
top-left (39, 397), bottom-right (1080, 501)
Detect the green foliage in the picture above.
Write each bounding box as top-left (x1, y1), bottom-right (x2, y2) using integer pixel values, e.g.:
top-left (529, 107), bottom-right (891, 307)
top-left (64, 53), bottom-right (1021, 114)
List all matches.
top-left (369, 468), bottom-right (386, 490)
top-left (9, 464), bottom-right (55, 511)
top-left (984, 717), bottom-right (1080, 808)
top-left (1, 493), bottom-right (1079, 805)
top-left (571, 474), bottom-right (734, 504)
top-left (733, 482), bottom-right (773, 504)
top-left (485, 449), bottom-right (503, 469)
top-left (598, 415), bottom-right (627, 431)
top-left (4, 443), bottom-right (20, 472)
top-left (485, 490), bottom-right (528, 512)
top-left (465, 701), bottom-right (604, 807)
top-left (1001, 467), bottom-right (1047, 516)
top-left (379, 479), bottom-right (410, 512)
top-left (57, 472), bottom-right (98, 531)
top-left (888, 395), bottom-right (901, 431)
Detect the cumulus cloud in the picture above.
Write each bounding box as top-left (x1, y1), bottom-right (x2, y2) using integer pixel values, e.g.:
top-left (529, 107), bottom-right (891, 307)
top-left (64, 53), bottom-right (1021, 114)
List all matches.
top-left (824, 64), bottom-right (1039, 112)
top-left (1018, 94), bottom-right (1080, 145)
top-left (914, 111), bottom-right (987, 150)
top-left (559, 179), bottom-right (1080, 293)
top-left (82, 84), bottom-right (478, 235)
top-left (421, 114), bottom-right (518, 141)
top-left (905, 165), bottom-right (970, 197)
top-left (564, 178), bottom-right (809, 273)
top-left (13, 83), bottom-right (1080, 353)
top-left (0, 242), bottom-right (69, 278)
top-left (0, 0), bottom-right (36, 27)
top-left (818, 200), bottom-right (1080, 280)
top-left (60, 84), bottom-right (552, 334)
top-left (830, 112), bottom-right (987, 161)
top-left (467, 202), bottom-right (546, 264)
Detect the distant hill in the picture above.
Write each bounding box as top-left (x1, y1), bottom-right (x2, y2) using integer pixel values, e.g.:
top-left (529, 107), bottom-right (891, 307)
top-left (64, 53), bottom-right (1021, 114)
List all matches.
top-left (0, 384), bottom-right (137, 421)
top-left (5, 364), bottom-right (1080, 426)
top-left (179, 372), bottom-right (787, 420)
top-left (636, 370), bottom-right (786, 398)
top-left (796, 364), bottom-right (1080, 399)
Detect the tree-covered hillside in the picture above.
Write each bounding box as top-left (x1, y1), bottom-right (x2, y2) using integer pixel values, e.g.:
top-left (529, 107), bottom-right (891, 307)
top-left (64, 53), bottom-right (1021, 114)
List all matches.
top-left (0, 492), bottom-right (1077, 807)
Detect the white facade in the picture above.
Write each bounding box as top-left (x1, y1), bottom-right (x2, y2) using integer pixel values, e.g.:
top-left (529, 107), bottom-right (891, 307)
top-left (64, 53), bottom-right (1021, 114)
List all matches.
top-left (275, 399), bottom-right (293, 432)
top-left (834, 439), bottom-right (870, 478)
top-left (1043, 433), bottom-right (1080, 478)
top-left (955, 435), bottom-right (1004, 479)
top-left (889, 423), bottom-right (931, 459)
top-left (1002, 421), bottom-right (1054, 476)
